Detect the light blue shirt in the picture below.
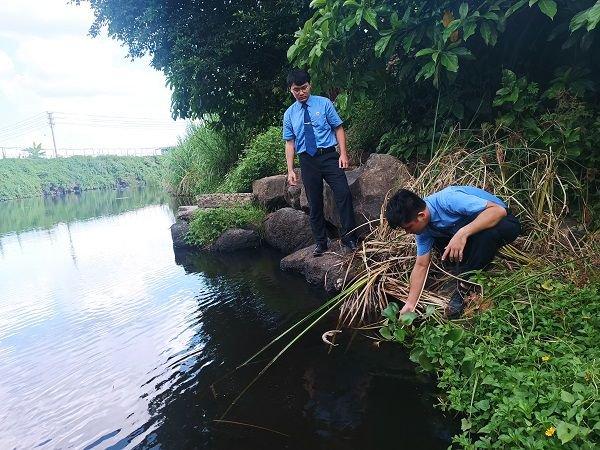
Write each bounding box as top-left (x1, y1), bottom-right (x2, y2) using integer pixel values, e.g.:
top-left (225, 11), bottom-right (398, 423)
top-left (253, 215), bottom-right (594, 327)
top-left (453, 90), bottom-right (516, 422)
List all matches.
top-left (282, 95), bottom-right (343, 154)
top-left (415, 186), bottom-right (507, 256)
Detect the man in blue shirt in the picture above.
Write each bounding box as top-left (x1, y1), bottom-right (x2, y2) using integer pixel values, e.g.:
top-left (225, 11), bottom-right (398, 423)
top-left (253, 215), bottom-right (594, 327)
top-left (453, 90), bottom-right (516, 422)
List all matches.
top-left (385, 186), bottom-right (521, 318)
top-left (283, 69), bottom-right (357, 256)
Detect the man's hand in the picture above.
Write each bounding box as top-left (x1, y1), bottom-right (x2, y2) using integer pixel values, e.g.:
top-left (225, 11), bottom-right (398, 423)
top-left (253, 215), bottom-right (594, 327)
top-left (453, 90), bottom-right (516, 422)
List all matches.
top-left (442, 229), bottom-right (468, 262)
top-left (339, 153), bottom-right (349, 169)
top-left (400, 300), bottom-right (416, 315)
top-left (287, 171), bottom-right (298, 186)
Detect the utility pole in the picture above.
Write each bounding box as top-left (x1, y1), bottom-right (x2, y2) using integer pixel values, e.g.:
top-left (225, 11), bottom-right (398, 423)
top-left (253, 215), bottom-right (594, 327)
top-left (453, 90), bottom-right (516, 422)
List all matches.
top-left (47, 111), bottom-right (58, 158)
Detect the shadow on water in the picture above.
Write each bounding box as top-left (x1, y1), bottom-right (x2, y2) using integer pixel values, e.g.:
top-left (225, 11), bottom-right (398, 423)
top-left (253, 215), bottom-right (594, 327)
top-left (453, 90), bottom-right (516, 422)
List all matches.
top-left (115, 247), bottom-right (458, 450)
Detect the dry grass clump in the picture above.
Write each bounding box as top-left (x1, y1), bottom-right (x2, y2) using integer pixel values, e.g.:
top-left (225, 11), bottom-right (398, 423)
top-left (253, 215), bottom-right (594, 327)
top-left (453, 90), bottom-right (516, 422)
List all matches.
top-left (337, 131), bottom-right (597, 327)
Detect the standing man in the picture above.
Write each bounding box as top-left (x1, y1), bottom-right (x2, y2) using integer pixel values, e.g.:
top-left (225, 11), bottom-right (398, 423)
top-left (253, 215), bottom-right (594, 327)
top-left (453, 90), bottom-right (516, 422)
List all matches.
top-left (385, 186), bottom-right (521, 318)
top-left (283, 69), bottom-right (358, 256)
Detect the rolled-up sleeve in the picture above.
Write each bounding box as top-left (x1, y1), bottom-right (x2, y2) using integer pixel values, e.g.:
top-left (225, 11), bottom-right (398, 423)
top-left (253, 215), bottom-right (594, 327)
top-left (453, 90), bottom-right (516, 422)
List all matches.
top-left (283, 111), bottom-right (294, 141)
top-left (325, 99), bottom-right (343, 128)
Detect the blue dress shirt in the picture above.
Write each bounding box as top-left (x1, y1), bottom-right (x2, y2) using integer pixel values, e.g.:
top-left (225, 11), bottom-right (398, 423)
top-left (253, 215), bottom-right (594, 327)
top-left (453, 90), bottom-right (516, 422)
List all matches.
top-left (416, 186), bottom-right (507, 256)
top-left (282, 95), bottom-right (343, 154)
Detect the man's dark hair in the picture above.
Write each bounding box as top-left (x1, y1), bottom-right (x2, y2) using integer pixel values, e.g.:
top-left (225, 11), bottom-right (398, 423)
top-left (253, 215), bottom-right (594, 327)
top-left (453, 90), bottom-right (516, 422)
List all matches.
top-left (385, 189), bottom-right (426, 228)
top-left (287, 69), bottom-right (310, 88)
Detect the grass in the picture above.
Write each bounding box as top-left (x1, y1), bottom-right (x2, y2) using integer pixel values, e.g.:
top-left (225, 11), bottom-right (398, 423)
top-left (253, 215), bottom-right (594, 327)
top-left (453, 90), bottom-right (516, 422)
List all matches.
top-left (185, 204), bottom-right (266, 247)
top-left (0, 155), bottom-right (166, 201)
top-left (166, 123), bottom-right (241, 196)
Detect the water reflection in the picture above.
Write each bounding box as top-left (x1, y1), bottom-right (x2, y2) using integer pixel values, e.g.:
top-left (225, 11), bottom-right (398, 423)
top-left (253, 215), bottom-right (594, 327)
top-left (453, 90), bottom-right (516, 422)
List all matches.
top-left (0, 189), bottom-right (455, 450)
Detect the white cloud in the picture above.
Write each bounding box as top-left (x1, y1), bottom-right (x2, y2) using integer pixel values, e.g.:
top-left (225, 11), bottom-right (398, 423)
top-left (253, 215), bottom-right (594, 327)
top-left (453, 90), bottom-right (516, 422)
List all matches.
top-left (0, 0), bottom-right (188, 151)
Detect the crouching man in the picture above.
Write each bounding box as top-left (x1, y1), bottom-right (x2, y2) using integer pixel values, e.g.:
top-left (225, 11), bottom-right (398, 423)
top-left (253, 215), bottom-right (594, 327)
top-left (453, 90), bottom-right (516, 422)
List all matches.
top-left (385, 186), bottom-right (521, 318)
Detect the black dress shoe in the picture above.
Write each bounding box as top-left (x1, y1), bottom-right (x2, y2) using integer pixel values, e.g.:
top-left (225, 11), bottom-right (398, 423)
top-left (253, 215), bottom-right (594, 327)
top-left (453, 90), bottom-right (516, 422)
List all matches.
top-left (313, 243), bottom-right (328, 257)
top-left (445, 289), bottom-right (465, 319)
top-left (341, 239), bottom-right (358, 251)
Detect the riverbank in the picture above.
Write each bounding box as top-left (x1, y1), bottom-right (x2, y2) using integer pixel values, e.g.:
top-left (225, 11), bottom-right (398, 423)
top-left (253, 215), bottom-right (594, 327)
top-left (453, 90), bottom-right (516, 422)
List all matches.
top-left (0, 155), bottom-right (166, 201)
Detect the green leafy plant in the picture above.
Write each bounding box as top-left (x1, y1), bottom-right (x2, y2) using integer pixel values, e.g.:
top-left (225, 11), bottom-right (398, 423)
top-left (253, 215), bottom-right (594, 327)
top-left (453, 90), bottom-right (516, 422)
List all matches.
top-left (220, 126), bottom-right (287, 193)
top-left (403, 273), bottom-right (600, 449)
top-left (185, 204), bottom-right (266, 247)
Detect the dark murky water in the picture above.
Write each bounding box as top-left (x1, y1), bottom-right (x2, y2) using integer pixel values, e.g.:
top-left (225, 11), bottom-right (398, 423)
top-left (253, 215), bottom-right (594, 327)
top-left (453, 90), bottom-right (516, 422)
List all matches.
top-left (0, 188), bottom-right (455, 449)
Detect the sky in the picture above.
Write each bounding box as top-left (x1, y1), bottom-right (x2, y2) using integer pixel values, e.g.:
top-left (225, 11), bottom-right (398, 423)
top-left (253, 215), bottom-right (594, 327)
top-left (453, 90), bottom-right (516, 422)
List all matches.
top-left (0, 0), bottom-right (189, 154)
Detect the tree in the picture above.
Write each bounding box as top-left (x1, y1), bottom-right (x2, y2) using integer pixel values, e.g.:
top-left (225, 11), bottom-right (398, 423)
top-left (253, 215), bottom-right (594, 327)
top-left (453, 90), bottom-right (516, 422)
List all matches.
top-left (77, 0), bottom-right (311, 133)
top-left (24, 142), bottom-right (45, 158)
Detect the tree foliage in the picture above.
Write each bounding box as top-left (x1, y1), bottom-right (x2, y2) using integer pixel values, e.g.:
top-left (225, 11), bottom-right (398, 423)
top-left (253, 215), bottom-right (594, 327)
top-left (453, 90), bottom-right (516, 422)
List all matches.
top-left (78, 0), bottom-right (311, 132)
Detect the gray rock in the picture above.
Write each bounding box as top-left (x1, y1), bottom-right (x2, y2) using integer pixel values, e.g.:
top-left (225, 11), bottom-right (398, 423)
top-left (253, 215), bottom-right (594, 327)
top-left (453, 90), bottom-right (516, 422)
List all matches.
top-left (280, 240), bottom-right (359, 292)
top-left (171, 220), bottom-right (191, 249)
top-left (252, 174), bottom-right (287, 210)
top-left (284, 169), bottom-right (310, 211)
top-left (324, 153), bottom-right (414, 237)
top-left (263, 207), bottom-right (313, 254)
top-left (205, 228), bottom-right (261, 252)
top-left (196, 193), bottom-right (255, 208)
top-left (176, 205), bottom-right (200, 221)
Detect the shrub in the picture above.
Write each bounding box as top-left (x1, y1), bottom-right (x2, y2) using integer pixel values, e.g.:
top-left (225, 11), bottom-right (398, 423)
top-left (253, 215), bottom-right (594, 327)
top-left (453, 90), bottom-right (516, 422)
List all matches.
top-left (167, 124), bottom-right (240, 196)
top-left (220, 126), bottom-right (287, 193)
top-left (185, 204), bottom-right (266, 246)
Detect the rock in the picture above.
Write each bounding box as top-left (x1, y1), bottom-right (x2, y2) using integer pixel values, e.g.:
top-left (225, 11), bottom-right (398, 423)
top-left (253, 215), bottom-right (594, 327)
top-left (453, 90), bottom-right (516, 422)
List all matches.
top-left (284, 169), bottom-right (310, 211)
top-left (252, 174), bottom-right (287, 210)
top-left (176, 205), bottom-right (200, 221)
top-left (171, 220), bottom-right (192, 249)
top-left (280, 240), bottom-right (359, 292)
top-left (263, 207), bottom-right (313, 254)
top-left (324, 153), bottom-right (413, 236)
top-left (196, 193), bottom-right (255, 209)
top-left (205, 228), bottom-right (261, 252)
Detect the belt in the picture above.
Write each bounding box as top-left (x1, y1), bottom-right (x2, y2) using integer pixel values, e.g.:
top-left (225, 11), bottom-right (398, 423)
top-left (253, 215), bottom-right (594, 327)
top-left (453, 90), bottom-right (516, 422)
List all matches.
top-left (315, 146), bottom-right (336, 155)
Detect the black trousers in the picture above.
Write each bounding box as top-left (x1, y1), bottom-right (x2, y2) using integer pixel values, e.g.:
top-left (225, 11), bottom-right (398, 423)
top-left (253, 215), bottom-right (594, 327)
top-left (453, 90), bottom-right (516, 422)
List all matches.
top-left (432, 212), bottom-right (521, 276)
top-left (299, 150), bottom-right (357, 246)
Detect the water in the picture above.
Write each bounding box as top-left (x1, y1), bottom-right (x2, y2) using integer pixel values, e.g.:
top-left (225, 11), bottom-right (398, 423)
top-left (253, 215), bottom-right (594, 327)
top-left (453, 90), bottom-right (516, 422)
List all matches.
top-left (0, 188), bottom-right (455, 449)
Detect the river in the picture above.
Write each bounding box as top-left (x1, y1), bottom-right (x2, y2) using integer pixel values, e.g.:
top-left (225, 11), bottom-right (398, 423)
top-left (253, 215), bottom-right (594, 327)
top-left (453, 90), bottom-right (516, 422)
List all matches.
top-left (0, 187), bottom-right (455, 449)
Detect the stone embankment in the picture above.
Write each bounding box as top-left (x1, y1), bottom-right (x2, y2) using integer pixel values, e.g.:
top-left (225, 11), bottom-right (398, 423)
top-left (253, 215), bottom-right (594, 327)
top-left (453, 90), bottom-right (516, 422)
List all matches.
top-left (171, 153), bottom-right (414, 291)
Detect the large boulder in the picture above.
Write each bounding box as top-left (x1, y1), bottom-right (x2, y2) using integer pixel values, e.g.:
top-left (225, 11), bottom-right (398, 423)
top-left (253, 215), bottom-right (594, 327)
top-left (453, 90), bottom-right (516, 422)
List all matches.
top-left (280, 240), bottom-right (359, 292)
top-left (205, 228), bottom-right (261, 252)
top-left (252, 174), bottom-right (287, 210)
top-left (263, 207), bottom-right (313, 255)
top-left (170, 220), bottom-right (192, 249)
top-left (324, 154), bottom-right (413, 236)
top-left (196, 193), bottom-right (255, 208)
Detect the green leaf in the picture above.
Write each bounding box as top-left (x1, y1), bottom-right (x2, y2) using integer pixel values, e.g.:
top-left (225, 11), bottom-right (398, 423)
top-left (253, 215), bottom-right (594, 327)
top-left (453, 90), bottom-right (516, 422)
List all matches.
top-left (505, 0), bottom-right (527, 18)
top-left (463, 20), bottom-right (477, 41)
top-left (393, 327), bottom-right (406, 342)
top-left (399, 311), bottom-right (418, 325)
top-left (363, 8), bottom-right (378, 29)
top-left (556, 421), bottom-right (579, 444)
top-left (309, 0), bottom-right (326, 8)
top-left (415, 60), bottom-right (436, 81)
top-left (561, 390), bottom-right (575, 403)
top-left (379, 326), bottom-right (393, 340)
top-left (415, 47), bottom-right (435, 57)
top-left (459, 3), bottom-right (468, 19)
top-left (461, 418), bottom-right (472, 431)
top-left (287, 44), bottom-right (299, 61)
top-left (374, 34), bottom-right (392, 56)
top-left (538, 0), bottom-right (557, 19)
top-left (480, 21), bottom-right (496, 46)
top-left (440, 52), bottom-right (459, 72)
top-left (382, 302), bottom-right (399, 320)
top-left (529, 0), bottom-right (538, 6)
top-left (475, 399), bottom-right (490, 411)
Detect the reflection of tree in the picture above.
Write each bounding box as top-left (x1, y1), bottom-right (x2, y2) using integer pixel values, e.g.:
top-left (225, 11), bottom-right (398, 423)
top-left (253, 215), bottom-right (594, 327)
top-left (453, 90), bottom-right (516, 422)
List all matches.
top-left (121, 249), bottom-right (455, 450)
top-left (0, 187), bottom-right (174, 236)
